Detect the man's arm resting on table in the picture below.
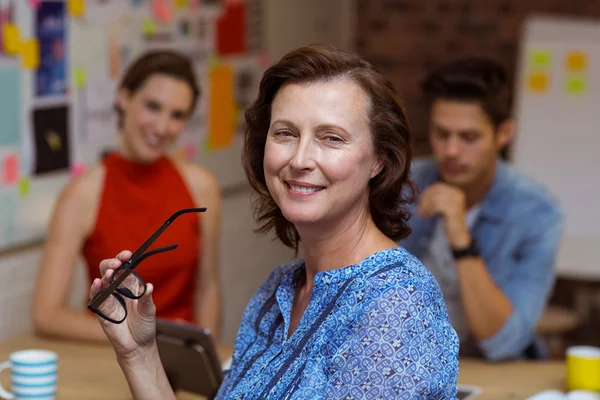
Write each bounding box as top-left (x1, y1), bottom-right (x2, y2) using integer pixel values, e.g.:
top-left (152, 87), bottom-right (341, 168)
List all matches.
top-left (455, 210), bottom-right (563, 361)
top-left (455, 255), bottom-right (512, 342)
top-left (117, 342), bottom-right (176, 400)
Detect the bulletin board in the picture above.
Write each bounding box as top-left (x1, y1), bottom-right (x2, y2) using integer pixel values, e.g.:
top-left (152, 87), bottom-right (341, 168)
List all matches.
top-left (0, 0), bottom-right (269, 252)
top-left (512, 15), bottom-right (600, 279)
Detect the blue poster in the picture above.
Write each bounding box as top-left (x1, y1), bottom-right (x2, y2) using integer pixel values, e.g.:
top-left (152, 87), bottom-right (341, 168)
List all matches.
top-left (36, 2), bottom-right (68, 97)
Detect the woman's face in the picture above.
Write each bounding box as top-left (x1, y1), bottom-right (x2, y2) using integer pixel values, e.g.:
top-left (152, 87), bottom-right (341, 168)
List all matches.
top-left (263, 78), bottom-right (381, 234)
top-left (118, 74), bottom-right (193, 163)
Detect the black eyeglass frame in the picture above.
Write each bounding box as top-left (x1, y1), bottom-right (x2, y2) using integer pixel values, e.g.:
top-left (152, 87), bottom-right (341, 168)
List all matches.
top-left (87, 208), bottom-right (207, 324)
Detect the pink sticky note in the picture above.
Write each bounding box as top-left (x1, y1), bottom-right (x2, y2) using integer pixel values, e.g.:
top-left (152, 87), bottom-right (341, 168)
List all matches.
top-left (258, 50), bottom-right (271, 69)
top-left (3, 154), bottom-right (19, 184)
top-left (72, 163), bottom-right (86, 177)
top-left (153, 0), bottom-right (172, 24)
top-left (184, 143), bottom-right (197, 161)
top-left (28, 0), bottom-right (41, 8)
top-left (189, 0), bottom-right (200, 10)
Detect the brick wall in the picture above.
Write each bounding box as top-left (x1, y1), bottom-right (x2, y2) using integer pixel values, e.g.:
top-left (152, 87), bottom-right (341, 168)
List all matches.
top-left (356, 0), bottom-right (600, 156)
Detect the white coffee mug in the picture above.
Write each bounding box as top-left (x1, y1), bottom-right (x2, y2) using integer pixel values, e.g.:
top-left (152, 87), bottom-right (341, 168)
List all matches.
top-left (0, 350), bottom-right (58, 400)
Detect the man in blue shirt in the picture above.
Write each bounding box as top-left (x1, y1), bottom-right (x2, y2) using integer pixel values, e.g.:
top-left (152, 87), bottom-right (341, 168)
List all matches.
top-left (400, 58), bottom-right (564, 361)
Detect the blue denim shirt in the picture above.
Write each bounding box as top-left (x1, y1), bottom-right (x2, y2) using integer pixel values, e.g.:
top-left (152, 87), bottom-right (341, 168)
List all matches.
top-left (399, 158), bottom-right (563, 361)
top-left (216, 248), bottom-right (459, 399)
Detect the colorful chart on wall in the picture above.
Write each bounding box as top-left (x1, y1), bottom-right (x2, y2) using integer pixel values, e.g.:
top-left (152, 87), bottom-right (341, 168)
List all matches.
top-left (0, 0), bottom-right (268, 252)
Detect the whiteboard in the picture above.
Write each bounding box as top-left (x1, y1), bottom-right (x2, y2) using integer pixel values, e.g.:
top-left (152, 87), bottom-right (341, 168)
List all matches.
top-left (513, 15), bottom-right (600, 280)
top-left (0, 0), bottom-right (265, 252)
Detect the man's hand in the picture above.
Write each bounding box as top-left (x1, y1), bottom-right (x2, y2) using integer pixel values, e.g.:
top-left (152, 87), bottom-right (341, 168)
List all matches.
top-left (418, 183), bottom-right (471, 249)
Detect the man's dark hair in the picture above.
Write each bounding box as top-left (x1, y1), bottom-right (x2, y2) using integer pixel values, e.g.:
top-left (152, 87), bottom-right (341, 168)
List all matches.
top-left (420, 58), bottom-right (513, 129)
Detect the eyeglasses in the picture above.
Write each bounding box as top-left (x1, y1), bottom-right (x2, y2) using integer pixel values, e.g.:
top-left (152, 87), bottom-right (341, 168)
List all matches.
top-left (87, 208), bottom-right (206, 324)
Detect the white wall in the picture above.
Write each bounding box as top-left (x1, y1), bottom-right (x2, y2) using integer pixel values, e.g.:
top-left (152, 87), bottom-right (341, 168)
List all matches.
top-left (0, 0), bottom-right (356, 344)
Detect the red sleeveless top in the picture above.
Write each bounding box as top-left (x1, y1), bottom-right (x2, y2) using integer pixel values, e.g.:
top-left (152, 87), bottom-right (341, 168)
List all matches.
top-left (82, 153), bottom-right (201, 323)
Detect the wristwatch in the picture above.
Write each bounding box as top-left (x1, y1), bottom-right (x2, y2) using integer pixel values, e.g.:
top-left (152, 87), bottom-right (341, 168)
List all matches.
top-left (451, 238), bottom-right (480, 260)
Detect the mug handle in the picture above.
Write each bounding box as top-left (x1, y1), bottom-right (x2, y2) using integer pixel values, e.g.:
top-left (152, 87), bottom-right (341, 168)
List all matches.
top-left (0, 361), bottom-right (15, 400)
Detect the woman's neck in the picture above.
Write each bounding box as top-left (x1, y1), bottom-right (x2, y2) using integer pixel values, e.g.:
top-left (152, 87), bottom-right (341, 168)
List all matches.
top-left (298, 210), bottom-right (396, 290)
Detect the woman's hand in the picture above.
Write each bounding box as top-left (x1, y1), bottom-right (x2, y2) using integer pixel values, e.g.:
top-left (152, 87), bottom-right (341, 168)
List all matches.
top-left (89, 250), bottom-right (157, 361)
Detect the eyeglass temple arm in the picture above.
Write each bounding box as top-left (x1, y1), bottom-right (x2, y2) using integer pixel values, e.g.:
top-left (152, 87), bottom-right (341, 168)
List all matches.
top-left (88, 244), bottom-right (178, 309)
top-left (130, 207), bottom-right (206, 260)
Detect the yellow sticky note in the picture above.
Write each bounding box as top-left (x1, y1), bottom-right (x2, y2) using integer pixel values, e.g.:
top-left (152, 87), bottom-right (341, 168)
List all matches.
top-left (142, 18), bottom-right (156, 36)
top-left (208, 65), bottom-right (234, 150)
top-left (18, 178), bottom-right (30, 197)
top-left (21, 40), bottom-right (39, 69)
top-left (3, 24), bottom-right (20, 55)
top-left (175, 0), bottom-right (188, 8)
top-left (528, 72), bottom-right (548, 93)
top-left (566, 51), bottom-right (587, 72)
top-left (74, 67), bottom-right (86, 88)
top-left (566, 75), bottom-right (586, 95)
top-left (68, 0), bottom-right (86, 17)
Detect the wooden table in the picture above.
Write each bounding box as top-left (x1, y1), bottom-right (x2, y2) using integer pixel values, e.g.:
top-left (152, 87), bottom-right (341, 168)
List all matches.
top-left (0, 334), bottom-right (566, 399)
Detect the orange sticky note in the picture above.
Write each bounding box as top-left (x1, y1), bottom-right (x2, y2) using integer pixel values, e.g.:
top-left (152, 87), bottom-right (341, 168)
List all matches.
top-left (528, 72), bottom-right (548, 93)
top-left (153, 0), bottom-right (172, 24)
top-left (566, 51), bottom-right (587, 72)
top-left (3, 154), bottom-right (19, 184)
top-left (3, 24), bottom-right (20, 55)
top-left (208, 65), bottom-right (235, 150)
top-left (68, 0), bottom-right (86, 17)
top-left (21, 40), bottom-right (39, 69)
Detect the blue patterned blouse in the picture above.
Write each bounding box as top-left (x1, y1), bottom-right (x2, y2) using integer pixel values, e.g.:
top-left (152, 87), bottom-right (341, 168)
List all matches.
top-left (216, 247), bottom-right (459, 399)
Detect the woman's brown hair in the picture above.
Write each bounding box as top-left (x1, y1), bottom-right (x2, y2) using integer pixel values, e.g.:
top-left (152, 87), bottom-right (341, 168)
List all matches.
top-left (115, 50), bottom-right (201, 127)
top-left (243, 44), bottom-right (415, 251)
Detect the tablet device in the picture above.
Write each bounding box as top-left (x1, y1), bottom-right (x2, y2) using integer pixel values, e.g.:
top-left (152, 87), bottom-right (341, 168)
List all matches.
top-left (155, 318), bottom-right (224, 399)
top-left (457, 384), bottom-right (482, 400)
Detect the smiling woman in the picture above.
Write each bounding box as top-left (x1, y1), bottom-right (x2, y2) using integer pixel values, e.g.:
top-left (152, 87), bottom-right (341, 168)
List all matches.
top-left (32, 50), bottom-right (223, 345)
top-left (91, 44), bottom-right (459, 400)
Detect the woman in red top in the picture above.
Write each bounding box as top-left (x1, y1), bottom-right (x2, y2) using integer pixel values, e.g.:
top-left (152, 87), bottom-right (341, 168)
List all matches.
top-left (32, 50), bottom-right (222, 342)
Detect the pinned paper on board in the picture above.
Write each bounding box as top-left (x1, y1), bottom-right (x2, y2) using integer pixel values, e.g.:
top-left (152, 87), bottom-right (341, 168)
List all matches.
top-left (36, 1), bottom-right (67, 97)
top-left (528, 72), bottom-right (548, 93)
top-left (565, 74), bottom-right (586, 95)
top-left (529, 49), bottom-right (551, 69)
top-left (184, 142), bottom-right (197, 161)
top-left (142, 18), bottom-right (156, 36)
top-left (175, 0), bottom-right (188, 9)
top-left (208, 64), bottom-right (235, 150)
top-left (74, 67), bottom-right (86, 88)
top-left (0, 66), bottom-right (21, 147)
top-left (3, 154), bottom-right (19, 185)
top-left (28, 0), bottom-right (41, 8)
top-left (152, 0), bottom-right (172, 24)
top-left (18, 178), bottom-right (30, 197)
top-left (21, 40), bottom-right (40, 69)
top-left (566, 50), bottom-right (587, 72)
top-left (68, 0), bottom-right (86, 17)
top-left (108, 20), bottom-right (121, 79)
top-left (216, 2), bottom-right (247, 55)
top-left (258, 50), bottom-right (271, 69)
top-left (208, 54), bottom-right (220, 68)
top-left (71, 163), bottom-right (86, 177)
top-left (2, 24), bottom-right (20, 55)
